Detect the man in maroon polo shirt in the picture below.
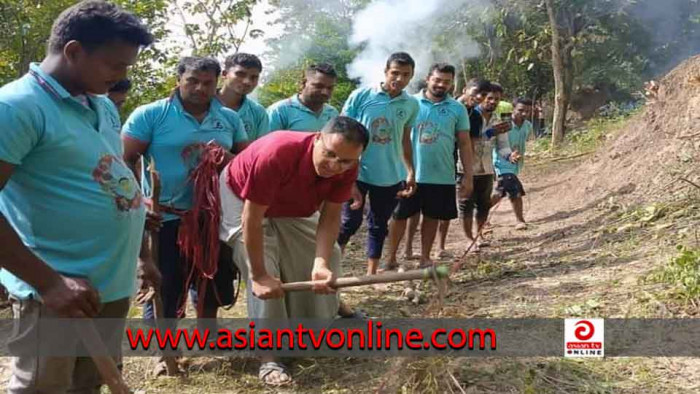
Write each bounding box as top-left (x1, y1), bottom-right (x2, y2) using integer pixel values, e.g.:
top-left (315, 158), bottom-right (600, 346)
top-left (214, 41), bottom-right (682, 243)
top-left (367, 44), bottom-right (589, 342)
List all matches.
top-left (219, 116), bottom-right (368, 385)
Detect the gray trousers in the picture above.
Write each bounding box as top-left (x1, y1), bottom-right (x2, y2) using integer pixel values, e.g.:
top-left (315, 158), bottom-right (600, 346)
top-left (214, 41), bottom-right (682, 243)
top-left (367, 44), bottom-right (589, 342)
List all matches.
top-left (7, 297), bottom-right (129, 394)
top-left (219, 170), bottom-right (340, 319)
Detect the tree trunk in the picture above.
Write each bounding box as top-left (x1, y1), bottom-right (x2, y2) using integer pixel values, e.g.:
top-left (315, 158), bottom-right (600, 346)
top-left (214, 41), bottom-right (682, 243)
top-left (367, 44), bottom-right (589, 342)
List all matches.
top-left (545, 0), bottom-right (567, 149)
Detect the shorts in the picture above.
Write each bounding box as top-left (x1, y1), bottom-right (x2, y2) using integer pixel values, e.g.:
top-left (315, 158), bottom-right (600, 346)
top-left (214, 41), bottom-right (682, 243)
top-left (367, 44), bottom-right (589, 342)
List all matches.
top-left (393, 183), bottom-right (458, 221)
top-left (458, 174), bottom-right (494, 221)
top-left (496, 173), bottom-right (526, 199)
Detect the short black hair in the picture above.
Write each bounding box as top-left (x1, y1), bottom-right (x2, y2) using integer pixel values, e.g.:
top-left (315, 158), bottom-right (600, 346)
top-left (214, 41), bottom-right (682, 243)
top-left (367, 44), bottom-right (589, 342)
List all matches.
top-left (109, 78), bottom-right (131, 93)
top-left (385, 52), bottom-right (415, 71)
top-left (490, 82), bottom-right (504, 94)
top-left (48, 1), bottom-right (153, 54)
top-left (224, 52), bottom-right (262, 72)
top-left (475, 80), bottom-right (493, 95)
top-left (322, 116), bottom-right (370, 151)
top-left (177, 57), bottom-right (221, 78)
top-left (427, 63), bottom-right (456, 78)
top-left (515, 97), bottom-right (533, 106)
top-left (306, 63), bottom-right (338, 79)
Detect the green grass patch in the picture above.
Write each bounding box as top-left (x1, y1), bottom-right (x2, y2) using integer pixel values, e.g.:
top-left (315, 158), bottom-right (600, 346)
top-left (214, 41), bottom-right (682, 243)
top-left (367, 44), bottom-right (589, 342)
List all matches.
top-left (530, 108), bottom-right (640, 158)
top-left (646, 246), bottom-right (700, 303)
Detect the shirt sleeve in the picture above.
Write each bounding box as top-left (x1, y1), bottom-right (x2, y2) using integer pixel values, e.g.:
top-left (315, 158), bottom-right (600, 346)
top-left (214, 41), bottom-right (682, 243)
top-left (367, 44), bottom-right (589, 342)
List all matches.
top-left (232, 113), bottom-right (249, 143)
top-left (455, 105), bottom-right (470, 132)
top-left (237, 154), bottom-right (285, 206)
top-left (326, 166), bottom-right (358, 203)
top-left (405, 99), bottom-right (419, 129)
top-left (267, 104), bottom-right (285, 132)
top-left (0, 102), bottom-right (40, 165)
top-left (255, 108), bottom-right (270, 139)
top-left (341, 90), bottom-right (359, 119)
top-left (121, 104), bottom-right (156, 143)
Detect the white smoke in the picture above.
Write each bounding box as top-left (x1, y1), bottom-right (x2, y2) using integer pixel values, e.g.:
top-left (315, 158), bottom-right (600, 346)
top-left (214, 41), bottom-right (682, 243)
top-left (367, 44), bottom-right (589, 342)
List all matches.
top-left (347, 0), bottom-right (488, 89)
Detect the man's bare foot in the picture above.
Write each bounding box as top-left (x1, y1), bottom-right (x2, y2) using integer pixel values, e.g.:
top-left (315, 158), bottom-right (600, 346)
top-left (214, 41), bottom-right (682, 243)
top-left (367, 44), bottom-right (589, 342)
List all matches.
top-left (515, 222), bottom-right (528, 230)
top-left (337, 301), bottom-right (354, 317)
top-left (259, 361), bottom-right (292, 386)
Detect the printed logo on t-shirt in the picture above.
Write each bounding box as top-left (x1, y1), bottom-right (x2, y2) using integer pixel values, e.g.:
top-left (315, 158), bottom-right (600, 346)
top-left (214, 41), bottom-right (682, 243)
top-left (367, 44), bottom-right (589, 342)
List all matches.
top-left (370, 117), bottom-right (392, 144)
top-left (438, 107), bottom-right (449, 116)
top-left (417, 121), bottom-right (439, 145)
top-left (212, 119), bottom-right (225, 130)
top-left (92, 154), bottom-right (143, 212)
top-left (396, 109), bottom-right (406, 119)
top-left (244, 121), bottom-right (252, 134)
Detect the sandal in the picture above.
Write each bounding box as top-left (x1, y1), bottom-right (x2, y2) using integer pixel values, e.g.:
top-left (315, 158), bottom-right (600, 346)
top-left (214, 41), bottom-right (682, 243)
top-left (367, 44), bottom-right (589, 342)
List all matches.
top-left (259, 361), bottom-right (292, 386)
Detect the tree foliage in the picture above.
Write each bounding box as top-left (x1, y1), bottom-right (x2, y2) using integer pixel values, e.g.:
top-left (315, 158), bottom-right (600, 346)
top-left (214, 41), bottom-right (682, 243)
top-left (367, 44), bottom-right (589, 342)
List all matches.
top-left (256, 0), bottom-right (368, 109)
top-left (1, 0), bottom-right (699, 127)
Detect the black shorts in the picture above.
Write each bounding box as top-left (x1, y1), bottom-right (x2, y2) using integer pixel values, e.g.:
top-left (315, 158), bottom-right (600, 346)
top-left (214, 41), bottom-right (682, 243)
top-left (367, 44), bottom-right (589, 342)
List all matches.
top-left (458, 174), bottom-right (494, 221)
top-left (496, 173), bottom-right (526, 199)
top-left (393, 183), bottom-right (458, 220)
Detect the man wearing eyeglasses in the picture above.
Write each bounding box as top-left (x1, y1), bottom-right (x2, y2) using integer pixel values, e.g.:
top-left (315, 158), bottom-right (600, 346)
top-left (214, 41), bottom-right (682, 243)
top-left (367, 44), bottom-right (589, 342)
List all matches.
top-left (218, 116), bottom-right (368, 386)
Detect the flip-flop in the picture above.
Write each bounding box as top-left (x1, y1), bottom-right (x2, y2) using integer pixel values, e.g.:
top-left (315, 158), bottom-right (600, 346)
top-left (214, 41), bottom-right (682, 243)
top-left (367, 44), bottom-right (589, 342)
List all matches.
top-left (259, 361), bottom-right (292, 386)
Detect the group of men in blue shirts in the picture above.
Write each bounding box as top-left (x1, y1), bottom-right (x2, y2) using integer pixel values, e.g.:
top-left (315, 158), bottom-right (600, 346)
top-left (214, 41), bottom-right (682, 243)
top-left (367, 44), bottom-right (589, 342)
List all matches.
top-left (0, 0), bottom-right (534, 390)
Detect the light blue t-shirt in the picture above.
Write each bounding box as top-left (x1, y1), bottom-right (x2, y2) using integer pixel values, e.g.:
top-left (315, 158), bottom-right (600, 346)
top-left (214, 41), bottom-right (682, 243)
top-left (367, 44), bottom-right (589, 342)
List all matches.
top-left (493, 120), bottom-right (532, 176)
top-left (123, 94), bottom-right (248, 221)
top-left (412, 92), bottom-right (469, 185)
top-left (230, 95), bottom-right (269, 140)
top-left (267, 95), bottom-right (339, 132)
top-left (0, 63), bottom-right (146, 302)
top-left (342, 86), bottom-right (419, 186)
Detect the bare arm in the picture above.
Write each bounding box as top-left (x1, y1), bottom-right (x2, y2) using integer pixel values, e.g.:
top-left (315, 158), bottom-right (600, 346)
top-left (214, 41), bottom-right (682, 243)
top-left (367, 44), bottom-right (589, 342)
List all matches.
top-left (0, 160), bottom-right (100, 317)
top-left (400, 125), bottom-right (416, 197)
top-left (401, 125), bottom-right (415, 177)
top-left (457, 132), bottom-right (474, 199)
top-left (122, 135), bottom-right (149, 175)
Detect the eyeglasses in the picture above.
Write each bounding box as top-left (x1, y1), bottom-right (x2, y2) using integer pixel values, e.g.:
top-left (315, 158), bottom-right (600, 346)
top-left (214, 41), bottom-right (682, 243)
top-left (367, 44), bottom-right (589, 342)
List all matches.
top-left (317, 136), bottom-right (359, 167)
